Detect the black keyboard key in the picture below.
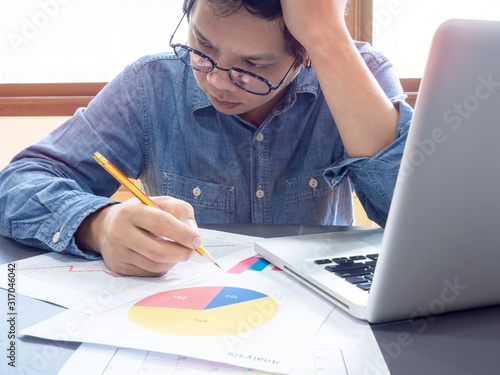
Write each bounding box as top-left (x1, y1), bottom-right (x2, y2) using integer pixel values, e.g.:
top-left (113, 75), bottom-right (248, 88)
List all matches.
top-left (318, 252), bottom-right (377, 292)
top-left (335, 269), bottom-right (371, 278)
top-left (357, 282), bottom-right (372, 291)
top-left (349, 255), bottom-right (366, 260)
top-left (325, 262), bottom-right (367, 273)
top-left (334, 259), bottom-right (354, 265)
top-left (345, 276), bottom-right (367, 284)
top-left (314, 259), bottom-right (332, 265)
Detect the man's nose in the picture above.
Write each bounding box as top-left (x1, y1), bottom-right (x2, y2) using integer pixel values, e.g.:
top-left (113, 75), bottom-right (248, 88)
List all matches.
top-left (206, 64), bottom-right (235, 91)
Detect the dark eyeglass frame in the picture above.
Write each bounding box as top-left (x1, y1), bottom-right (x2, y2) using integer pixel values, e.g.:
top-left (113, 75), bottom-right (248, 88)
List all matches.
top-left (169, 11), bottom-right (300, 96)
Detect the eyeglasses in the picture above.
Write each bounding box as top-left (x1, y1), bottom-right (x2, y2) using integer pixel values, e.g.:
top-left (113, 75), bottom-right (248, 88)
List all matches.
top-left (169, 11), bottom-right (299, 96)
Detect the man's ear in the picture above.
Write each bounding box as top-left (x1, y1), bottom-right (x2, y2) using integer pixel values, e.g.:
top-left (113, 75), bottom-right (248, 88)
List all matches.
top-left (303, 56), bottom-right (312, 69)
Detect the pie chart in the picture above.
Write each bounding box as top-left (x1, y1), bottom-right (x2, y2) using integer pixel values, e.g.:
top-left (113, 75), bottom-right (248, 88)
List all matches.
top-left (128, 286), bottom-right (279, 336)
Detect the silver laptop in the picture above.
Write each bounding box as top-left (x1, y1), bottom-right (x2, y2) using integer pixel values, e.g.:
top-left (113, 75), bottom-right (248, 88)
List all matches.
top-left (256, 19), bottom-right (500, 324)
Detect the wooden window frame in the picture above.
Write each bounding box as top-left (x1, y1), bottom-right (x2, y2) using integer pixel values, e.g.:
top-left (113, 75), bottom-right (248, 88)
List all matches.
top-left (0, 82), bottom-right (106, 116)
top-left (0, 0), bottom-right (418, 117)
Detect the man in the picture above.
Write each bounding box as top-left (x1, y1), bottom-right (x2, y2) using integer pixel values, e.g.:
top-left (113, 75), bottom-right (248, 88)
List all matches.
top-left (0, 0), bottom-right (413, 276)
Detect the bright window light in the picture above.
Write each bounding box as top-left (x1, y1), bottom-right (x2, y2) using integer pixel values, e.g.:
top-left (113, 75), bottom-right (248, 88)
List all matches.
top-left (0, 0), bottom-right (186, 83)
top-left (372, 0), bottom-right (500, 78)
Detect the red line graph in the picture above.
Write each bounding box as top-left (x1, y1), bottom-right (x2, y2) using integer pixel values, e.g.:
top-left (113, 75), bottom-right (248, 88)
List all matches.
top-left (18, 265), bottom-right (126, 277)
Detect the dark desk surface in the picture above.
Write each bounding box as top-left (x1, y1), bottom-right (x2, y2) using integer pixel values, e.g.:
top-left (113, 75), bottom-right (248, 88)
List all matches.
top-left (1, 225), bottom-right (499, 375)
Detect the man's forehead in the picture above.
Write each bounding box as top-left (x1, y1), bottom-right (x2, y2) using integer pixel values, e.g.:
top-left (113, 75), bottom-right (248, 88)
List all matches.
top-left (190, 0), bottom-right (286, 47)
top-left (191, 22), bottom-right (280, 61)
top-left (191, 1), bottom-right (284, 33)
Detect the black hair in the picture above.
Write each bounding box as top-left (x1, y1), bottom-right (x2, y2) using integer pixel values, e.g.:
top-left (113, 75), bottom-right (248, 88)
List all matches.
top-left (182, 0), bottom-right (306, 61)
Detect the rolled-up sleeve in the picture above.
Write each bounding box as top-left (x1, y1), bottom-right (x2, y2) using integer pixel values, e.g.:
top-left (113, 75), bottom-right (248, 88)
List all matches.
top-left (324, 59), bottom-right (414, 227)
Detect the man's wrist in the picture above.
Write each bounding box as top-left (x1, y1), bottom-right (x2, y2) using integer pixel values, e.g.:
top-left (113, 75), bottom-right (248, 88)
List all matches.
top-left (75, 205), bottom-right (109, 254)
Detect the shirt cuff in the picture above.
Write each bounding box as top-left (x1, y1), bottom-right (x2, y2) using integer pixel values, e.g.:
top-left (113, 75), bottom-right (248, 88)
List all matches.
top-left (11, 192), bottom-right (117, 259)
top-left (323, 100), bottom-right (412, 226)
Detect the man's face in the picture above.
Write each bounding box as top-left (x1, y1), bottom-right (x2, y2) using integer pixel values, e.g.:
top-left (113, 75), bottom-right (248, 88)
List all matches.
top-left (188, 0), bottom-right (300, 125)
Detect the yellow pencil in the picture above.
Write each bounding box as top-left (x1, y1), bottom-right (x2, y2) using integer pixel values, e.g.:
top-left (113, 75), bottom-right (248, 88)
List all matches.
top-left (93, 151), bottom-right (219, 267)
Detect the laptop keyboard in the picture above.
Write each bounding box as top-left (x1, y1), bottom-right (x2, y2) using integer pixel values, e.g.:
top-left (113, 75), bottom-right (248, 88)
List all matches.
top-left (314, 254), bottom-right (378, 291)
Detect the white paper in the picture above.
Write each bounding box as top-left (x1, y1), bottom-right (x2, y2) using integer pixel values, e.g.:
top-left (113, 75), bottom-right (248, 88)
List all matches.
top-left (58, 305), bottom-right (389, 374)
top-left (311, 307), bottom-right (390, 374)
top-left (22, 270), bottom-right (334, 374)
top-left (59, 344), bottom-right (348, 375)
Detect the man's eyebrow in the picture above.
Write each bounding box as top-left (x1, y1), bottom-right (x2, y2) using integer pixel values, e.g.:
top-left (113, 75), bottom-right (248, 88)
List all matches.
top-left (191, 24), bottom-right (278, 62)
top-left (192, 24), bottom-right (211, 44)
top-left (241, 52), bottom-right (278, 62)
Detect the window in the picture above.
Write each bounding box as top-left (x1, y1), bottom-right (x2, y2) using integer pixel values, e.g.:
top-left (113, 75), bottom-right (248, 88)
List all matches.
top-left (1, 0), bottom-right (188, 115)
top-left (9, 1), bottom-right (488, 115)
top-left (0, 0), bottom-right (185, 84)
top-left (372, 0), bottom-right (500, 78)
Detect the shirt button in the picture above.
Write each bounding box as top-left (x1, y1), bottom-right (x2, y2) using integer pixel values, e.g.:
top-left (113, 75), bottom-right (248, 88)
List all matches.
top-left (255, 189), bottom-right (265, 199)
top-left (192, 187), bottom-right (202, 197)
top-left (52, 231), bottom-right (61, 244)
top-left (256, 133), bottom-right (264, 142)
top-left (309, 178), bottom-right (319, 189)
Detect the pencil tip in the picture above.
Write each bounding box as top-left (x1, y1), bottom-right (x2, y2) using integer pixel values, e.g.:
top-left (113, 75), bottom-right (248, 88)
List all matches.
top-left (215, 263), bottom-right (221, 268)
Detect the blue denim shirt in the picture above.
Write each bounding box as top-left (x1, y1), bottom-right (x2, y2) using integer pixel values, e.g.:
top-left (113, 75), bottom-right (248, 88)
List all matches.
top-left (0, 42), bottom-right (413, 259)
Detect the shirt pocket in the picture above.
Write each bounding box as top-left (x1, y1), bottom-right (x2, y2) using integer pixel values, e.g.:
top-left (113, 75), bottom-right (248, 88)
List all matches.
top-left (285, 167), bottom-right (348, 225)
top-left (163, 173), bottom-right (235, 223)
